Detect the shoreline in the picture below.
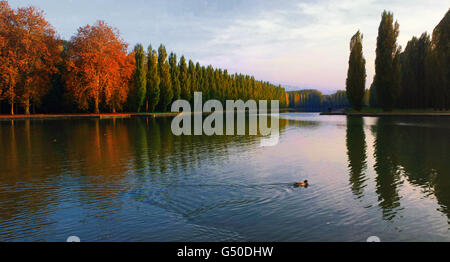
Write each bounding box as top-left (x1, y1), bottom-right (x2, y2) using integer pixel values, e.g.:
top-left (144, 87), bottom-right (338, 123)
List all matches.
top-left (0, 112), bottom-right (181, 121)
top-left (2, 110), bottom-right (450, 120)
top-left (320, 112), bottom-right (450, 117)
top-left (0, 110), bottom-right (293, 121)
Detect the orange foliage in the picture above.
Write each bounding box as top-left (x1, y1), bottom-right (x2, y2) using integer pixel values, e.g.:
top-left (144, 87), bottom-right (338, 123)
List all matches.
top-left (0, 1), bottom-right (18, 113)
top-left (0, 1), bottom-right (60, 114)
top-left (65, 21), bottom-right (134, 113)
top-left (15, 6), bottom-right (61, 114)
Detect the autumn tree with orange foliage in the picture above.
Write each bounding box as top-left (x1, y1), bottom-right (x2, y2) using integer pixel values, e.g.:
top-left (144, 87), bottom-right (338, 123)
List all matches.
top-left (65, 21), bottom-right (134, 113)
top-left (15, 6), bottom-right (61, 114)
top-left (0, 1), bottom-right (60, 114)
top-left (0, 1), bottom-right (17, 114)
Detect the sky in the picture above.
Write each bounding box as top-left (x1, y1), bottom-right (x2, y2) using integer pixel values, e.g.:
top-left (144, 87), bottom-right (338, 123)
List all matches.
top-left (11, 0), bottom-right (449, 94)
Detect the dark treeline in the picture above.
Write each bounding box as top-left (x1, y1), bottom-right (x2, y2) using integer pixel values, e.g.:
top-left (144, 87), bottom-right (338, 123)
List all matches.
top-left (286, 89), bottom-right (351, 111)
top-left (348, 9), bottom-right (449, 111)
top-left (0, 1), bottom-right (286, 115)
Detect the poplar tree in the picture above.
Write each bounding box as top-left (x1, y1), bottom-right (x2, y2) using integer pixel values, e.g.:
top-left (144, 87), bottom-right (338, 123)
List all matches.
top-left (188, 60), bottom-right (197, 103)
top-left (158, 45), bottom-right (172, 111)
top-left (374, 11), bottom-right (401, 111)
top-left (168, 52), bottom-right (180, 102)
top-left (346, 30), bottom-right (366, 111)
top-left (133, 43), bottom-right (146, 112)
top-left (195, 62), bottom-right (202, 88)
top-left (369, 78), bottom-right (378, 107)
top-left (146, 45), bottom-right (160, 112)
top-left (206, 65), bottom-right (215, 100)
top-left (427, 9), bottom-right (449, 110)
top-left (179, 55), bottom-right (191, 102)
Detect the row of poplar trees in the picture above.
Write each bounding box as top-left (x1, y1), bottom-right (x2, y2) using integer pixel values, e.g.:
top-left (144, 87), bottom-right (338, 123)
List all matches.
top-left (0, 1), bottom-right (286, 115)
top-left (346, 9), bottom-right (449, 111)
top-left (128, 44), bottom-right (287, 113)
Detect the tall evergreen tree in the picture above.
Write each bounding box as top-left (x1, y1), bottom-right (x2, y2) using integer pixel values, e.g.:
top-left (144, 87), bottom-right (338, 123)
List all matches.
top-left (168, 52), bottom-right (180, 102)
top-left (374, 11), bottom-right (401, 111)
top-left (346, 30), bottom-right (366, 111)
top-left (146, 45), bottom-right (160, 112)
top-left (157, 45), bottom-right (172, 111)
top-left (132, 43), bottom-right (147, 112)
top-left (179, 55), bottom-right (191, 102)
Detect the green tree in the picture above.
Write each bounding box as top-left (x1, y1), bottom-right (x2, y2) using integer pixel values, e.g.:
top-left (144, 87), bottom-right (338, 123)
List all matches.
top-left (179, 55), bottom-right (191, 102)
top-left (146, 45), bottom-right (160, 112)
top-left (158, 45), bottom-right (172, 111)
top-left (195, 63), bottom-right (203, 99)
top-left (168, 52), bottom-right (180, 102)
top-left (132, 43), bottom-right (147, 112)
top-left (188, 60), bottom-right (198, 103)
top-left (392, 47), bottom-right (402, 107)
top-left (399, 34), bottom-right (431, 108)
top-left (369, 79), bottom-right (378, 107)
top-left (346, 31), bottom-right (366, 111)
top-left (427, 9), bottom-right (449, 110)
top-left (374, 11), bottom-right (401, 111)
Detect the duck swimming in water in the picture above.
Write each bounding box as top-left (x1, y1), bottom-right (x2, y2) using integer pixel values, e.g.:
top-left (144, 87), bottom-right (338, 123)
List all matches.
top-left (294, 180), bottom-right (308, 188)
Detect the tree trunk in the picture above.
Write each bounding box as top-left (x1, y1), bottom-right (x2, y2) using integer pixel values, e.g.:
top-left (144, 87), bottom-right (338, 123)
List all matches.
top-left (25, 98), bottom-right (30, 115)
top-left (94, 96), bottom-right (99, 114)
top-left (9, 85), bottom-right (14, 115)
top-left (146, 100), bottom-right (149, 112)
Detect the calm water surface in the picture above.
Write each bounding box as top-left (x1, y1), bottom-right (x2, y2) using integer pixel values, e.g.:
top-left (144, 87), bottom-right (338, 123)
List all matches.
top-left (0, 113), bottom-right (449, 241)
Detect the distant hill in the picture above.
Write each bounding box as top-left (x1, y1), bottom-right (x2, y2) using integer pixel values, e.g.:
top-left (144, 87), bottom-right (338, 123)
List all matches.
top-left (281, 84), bottom-right (341, 95)
top-left (281, 84), bottom-right (312, 92)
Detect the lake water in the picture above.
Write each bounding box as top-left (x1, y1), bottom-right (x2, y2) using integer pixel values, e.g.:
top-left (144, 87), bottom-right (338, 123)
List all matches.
top-left (0, 113), bottom-right (449, 241)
